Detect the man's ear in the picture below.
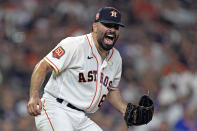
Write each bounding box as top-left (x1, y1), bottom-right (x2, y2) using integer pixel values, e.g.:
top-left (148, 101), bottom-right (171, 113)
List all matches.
top-left (92, 23), bottom-right (97, 33)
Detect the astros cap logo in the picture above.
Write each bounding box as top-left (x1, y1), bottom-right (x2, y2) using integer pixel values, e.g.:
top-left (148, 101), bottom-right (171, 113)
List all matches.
top-left (94, 7), bottom-right (125, 27)
top-left (96, 13), bottom-right (100, 20)
top-left (110, 10), bottom-right (117, 17)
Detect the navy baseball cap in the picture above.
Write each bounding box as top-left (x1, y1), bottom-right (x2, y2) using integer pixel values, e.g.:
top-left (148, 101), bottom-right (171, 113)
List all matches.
top-left (95, 7), bottom-right (125, 27)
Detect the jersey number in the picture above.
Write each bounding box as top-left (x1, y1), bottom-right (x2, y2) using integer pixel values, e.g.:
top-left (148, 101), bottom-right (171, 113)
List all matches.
top-left (98, 95), bottom-right (107, 107)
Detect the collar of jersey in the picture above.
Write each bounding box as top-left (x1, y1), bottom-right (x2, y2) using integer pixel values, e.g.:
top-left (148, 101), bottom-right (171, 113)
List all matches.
top-left (89, 33), bottom-right (114, 62)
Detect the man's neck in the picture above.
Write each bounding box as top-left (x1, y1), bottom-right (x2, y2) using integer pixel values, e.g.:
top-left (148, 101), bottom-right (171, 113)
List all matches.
top-left (92, 32), bottom-right (109, 60)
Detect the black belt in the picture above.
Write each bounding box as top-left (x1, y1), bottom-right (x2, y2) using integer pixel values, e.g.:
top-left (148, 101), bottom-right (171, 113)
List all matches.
top-left (56, 98), bottom-right (84, 112)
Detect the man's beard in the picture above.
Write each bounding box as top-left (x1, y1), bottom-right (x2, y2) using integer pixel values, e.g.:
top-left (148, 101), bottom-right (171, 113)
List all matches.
top-left (97, 33), bottom-right (118, 51)
top-left (97, 39), bottom-right (115, 51)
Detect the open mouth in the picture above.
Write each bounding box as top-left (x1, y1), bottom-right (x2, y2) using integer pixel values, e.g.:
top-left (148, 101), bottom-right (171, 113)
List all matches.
top-left (104, 34), bottom-right (115, 45)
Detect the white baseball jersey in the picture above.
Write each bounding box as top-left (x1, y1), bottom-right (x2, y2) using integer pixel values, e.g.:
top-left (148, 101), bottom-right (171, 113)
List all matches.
top-left (44, 33), bottom-right (122, 113)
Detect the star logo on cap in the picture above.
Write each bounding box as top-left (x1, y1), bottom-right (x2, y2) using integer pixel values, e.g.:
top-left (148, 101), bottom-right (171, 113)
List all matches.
top-left (96, 13), bottom-right (100, 20)
top-left (110, 10), bottom-right (117, 17)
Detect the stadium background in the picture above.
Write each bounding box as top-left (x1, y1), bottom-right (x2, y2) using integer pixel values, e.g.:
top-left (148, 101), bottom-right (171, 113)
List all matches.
top-left (0, 0), bottom-right (197, 131)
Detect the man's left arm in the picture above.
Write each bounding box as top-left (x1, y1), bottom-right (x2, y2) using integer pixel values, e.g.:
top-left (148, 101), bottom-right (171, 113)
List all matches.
top-left (106, 89), bottom-right (127, 116)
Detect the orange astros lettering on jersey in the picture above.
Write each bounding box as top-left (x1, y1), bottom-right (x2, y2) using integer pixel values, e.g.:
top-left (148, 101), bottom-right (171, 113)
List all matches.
top-left (53, 46), bottom-right (65, 59)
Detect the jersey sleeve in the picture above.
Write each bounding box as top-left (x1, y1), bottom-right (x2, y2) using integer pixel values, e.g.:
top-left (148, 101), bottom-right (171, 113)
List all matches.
top-left (44, 38), bottom-right (77, 74)
top-left (110, 56), bottom-right (122, 90)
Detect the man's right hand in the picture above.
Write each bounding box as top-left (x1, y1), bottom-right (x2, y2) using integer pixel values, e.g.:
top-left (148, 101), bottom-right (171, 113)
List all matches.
top-left (27, 96), bottom-right (42, 116)
top-left (27, 60), bottom-right (52, 116)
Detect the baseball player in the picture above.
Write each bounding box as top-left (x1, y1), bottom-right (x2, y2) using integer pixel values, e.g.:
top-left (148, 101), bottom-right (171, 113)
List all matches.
top-left (27, 7), bottom-right (154, 131)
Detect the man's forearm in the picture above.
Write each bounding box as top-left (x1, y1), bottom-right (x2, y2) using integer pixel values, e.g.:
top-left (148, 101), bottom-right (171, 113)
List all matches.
top-left (30, 60), bottom-right (51, 98)
top-left (107, 89), bottom-right (127, 115)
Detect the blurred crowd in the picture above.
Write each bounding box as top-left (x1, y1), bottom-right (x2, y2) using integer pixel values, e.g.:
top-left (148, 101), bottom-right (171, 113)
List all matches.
top-left (0, 0), bottom-right (197, 131)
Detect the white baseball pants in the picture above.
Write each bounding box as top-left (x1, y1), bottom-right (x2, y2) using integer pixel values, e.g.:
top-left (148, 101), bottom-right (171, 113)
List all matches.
top-left (35, 94), bottom-right (102, 131)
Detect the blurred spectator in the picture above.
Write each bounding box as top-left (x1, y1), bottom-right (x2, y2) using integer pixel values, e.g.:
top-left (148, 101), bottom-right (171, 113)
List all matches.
top-left (1, 120), bottom-right (15, 131)
top-left (157, 121), bottom-right (171, 131)
top-left (160, 0), bottom-right (196, 26)
top-left (1, 88), bottom-right (17, 123)
top-left (174, 106), bottom-right (197, 131)
top-left (16, 116), bottom-right (37, 131)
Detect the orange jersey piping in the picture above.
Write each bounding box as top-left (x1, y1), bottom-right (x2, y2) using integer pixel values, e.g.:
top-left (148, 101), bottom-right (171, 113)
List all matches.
top-left (90, 68), bottom-right (104, 112)
top-left (107, 48), bottom-right (114, 61)
top-left (85, 34), bottom-right (99, 110)
top-left (45, 56), bottom-right (59, 73)
top-left (43, 99), bottom-right (55, 131)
